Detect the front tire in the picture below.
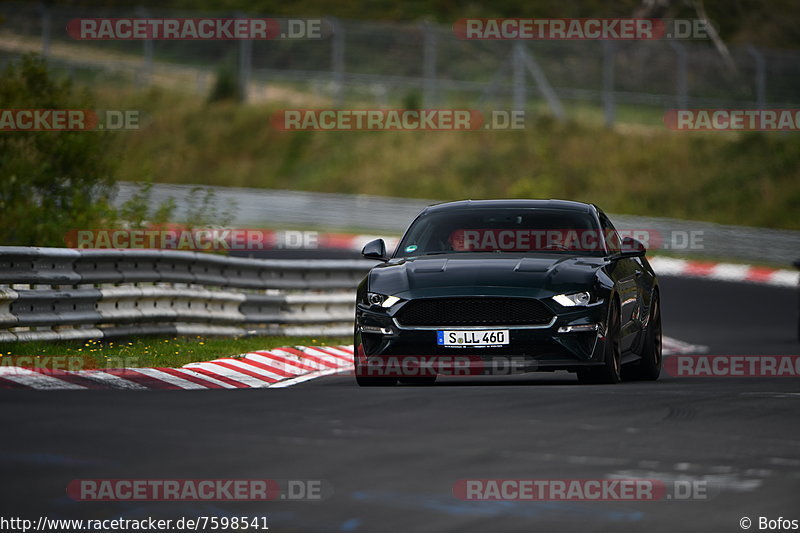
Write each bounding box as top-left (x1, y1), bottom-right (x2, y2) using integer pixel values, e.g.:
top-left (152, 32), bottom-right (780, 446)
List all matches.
top-left (399, 376), bottom-right (437, 386)
top-left (625, 291), bottom-right (662, 381)
top-left (578, 302), bottom-right (622, 384)
top-left (355, 374), bottom-right (398, 387)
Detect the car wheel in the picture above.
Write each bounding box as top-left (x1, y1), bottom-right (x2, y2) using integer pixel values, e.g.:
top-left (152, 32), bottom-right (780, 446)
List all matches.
top-left (578, 302), bottom-right (622, 384)
top-left (398, 376), bottom-right (437, 386)
top-left (355, 374), bottom-right (398, 387)
top-left (353, 334), bottom-right (398, 387)
top-left (626, 291), bottom-right (662, 381)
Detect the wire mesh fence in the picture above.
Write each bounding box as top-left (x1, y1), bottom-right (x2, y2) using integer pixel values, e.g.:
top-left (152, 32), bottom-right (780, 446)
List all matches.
top-left (1, 3), bottom-right (799, 123)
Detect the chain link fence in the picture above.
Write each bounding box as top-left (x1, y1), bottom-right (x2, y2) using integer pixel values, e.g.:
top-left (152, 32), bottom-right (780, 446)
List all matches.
top-left (1, 3), bottom-right (799, 123)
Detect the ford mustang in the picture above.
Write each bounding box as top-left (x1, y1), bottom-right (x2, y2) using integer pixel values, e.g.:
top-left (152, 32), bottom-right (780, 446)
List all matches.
top-left (354, 199), bottom-right (661, 386)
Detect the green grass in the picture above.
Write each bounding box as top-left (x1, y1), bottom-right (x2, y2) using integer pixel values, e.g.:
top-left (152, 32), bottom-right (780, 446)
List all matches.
top-left (96, 85), bottom-right (800, 231)
top-left (0, 335), bottom-right (351, 370)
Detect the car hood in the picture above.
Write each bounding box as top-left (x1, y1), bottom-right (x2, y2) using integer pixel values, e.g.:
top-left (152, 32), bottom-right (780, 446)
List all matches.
top-left (369, 254), bottom-right (607, 299)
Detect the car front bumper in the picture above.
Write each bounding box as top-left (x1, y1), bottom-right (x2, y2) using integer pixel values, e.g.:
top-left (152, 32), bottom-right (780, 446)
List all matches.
top-left (355, 300), bottom-right (610, 375)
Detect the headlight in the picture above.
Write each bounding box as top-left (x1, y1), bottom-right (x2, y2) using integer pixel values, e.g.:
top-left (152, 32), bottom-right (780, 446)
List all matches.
top-left (552, 291), bottom-right (592, 307)
top-left (367, 292), bottom-right (401, 308)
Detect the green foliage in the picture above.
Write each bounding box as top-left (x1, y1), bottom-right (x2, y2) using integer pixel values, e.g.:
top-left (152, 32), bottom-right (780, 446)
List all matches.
top-left (207, 63), bottom-right (240, 104)
top-left (118, 181), bottom-right (176, 229)
top-left (64, 0), bottom-right (800, 48)
top-left (0, 54), bottom-right (117, 246)
top-left (111, 91), bottom-right (800, 230)
top-left (181, 186), bottom-right (236, 228)
top-left (0, 336), bottom-right (350, 369)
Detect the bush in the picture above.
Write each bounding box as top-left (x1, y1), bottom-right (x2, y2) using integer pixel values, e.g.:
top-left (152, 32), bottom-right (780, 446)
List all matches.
top-left (208, 63), bottom-right (240, 103)
top-left (0, 54), bottom-right (117, 246)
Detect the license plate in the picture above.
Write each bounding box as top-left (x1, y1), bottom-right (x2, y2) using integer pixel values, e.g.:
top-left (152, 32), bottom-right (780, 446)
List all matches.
top-left (437, 330), bottom-right (509, 347)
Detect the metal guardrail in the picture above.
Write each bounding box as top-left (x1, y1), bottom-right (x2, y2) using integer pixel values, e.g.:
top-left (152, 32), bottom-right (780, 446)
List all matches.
top-left (116, 182), bottom-right (800, 266)
top-left (795, 260), bottom-right (800, 342)
top-left (0, 247), bottom-right (373, 342)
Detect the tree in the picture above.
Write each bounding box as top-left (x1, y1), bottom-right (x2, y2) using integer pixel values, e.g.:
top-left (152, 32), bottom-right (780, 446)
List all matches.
top-left (0, 54), bottom-right (117, 246)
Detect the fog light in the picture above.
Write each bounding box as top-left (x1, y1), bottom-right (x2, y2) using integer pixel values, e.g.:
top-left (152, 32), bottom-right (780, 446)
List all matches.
top-left (557, 324), bottom-right (599, 333)
top-left (360, 325), bottom-right (393, 335)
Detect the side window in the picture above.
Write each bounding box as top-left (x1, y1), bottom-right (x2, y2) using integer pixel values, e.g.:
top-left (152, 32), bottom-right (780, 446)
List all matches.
top-left (599, 214), bottom-right (621, 253)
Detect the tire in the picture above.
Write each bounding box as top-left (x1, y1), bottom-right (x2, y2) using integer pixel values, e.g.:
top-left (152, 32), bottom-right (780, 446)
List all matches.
top-left (625, 291), bottom-right (662, 381)
top-left (353, 343), bottom-right (397, 387)
top-left (398, 376), bottom-right (437, 386)
top-left (577, 302), bottom-right (622, 384)
top-left (355, 374), bottom-right (398, 387)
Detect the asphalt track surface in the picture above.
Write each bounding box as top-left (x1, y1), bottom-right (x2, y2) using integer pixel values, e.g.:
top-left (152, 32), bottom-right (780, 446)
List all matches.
top-left (0, 276), bottom-right (798, 532)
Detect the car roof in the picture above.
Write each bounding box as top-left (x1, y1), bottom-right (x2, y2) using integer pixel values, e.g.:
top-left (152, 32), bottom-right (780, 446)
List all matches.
top-left (420, 199), bottom-right (597, 215)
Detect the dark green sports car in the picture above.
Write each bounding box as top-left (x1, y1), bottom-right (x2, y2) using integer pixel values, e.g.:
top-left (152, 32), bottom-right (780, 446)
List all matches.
top-left (354, 199), bottom-right (662, 386)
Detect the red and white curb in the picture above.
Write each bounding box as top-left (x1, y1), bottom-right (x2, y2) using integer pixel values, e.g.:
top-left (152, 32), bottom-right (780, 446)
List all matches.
top-left (0, 337), bottom-right (707, 390)
top-left (646, 257), bottom-right (797, 287)
top-left (0, 345), bottom-right (353, 391)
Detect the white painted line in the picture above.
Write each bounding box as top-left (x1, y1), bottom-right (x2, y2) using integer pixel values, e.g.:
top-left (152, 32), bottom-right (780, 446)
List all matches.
top-left (269, 367), bottom-right (351, 388)
top-left (295, 347), bottom-right (351, 366)
top-left (78, 371), bottom-right (148, 390)
top-left (768, 270), bottom-right (799, 287)
top-left (217, 359), bottom-right (283, 382)
top-left (132, 368), bottom-right (208, 390)
top-left (270, 349), bottom-right (334, 371)
top-left (0, 367), bottom-right (86, 390)
top-left (648, 257), bottom-right (689, 276)
top-left (167, 367), bottom-right (239, 389)
top-left (244, 353), bottom-right (309, 374)
top-left (183, 362), bottom-right (275, 388)
top-left (663, 336), bottom-right (709, 355)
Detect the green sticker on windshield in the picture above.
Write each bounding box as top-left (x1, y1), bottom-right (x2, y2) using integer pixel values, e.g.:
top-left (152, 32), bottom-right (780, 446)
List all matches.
top-left (405, 244), bottom-right (418, 253)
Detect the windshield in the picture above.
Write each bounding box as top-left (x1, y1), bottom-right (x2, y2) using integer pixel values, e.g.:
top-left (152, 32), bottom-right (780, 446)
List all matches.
top-left (395, 207), bottom-right (608, 257)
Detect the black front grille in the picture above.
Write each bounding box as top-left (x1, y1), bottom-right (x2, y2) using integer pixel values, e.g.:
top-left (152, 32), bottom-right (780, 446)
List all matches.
top-left (396, 297), bottom-right (553, 327)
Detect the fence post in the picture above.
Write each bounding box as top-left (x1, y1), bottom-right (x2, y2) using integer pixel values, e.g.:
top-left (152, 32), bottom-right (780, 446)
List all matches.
top-left (136, 6), bottom-right (153, 87)
top-left (330, 17), bottom-right (345, 108)
top-left (747, 45), bottom-right (766, 109)
top-left (602, 40), bottom-right (615, 127)
top-left (521, 46), bottom-right (566, 121)
top-left (512, 42), bottom-right (526, 112)
top-left (422, 22), bottom-right (437, 109)
top-left (669, 41), bottom-right (688, 109)
top-left (237, 11), bottom-right (252, 102)
top-left (38, 2), bottom-right (50, 59)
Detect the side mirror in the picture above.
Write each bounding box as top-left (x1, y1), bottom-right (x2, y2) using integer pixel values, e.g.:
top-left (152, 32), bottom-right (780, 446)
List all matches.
top-left (362, 238), bottom-right (387, 261)
top-left (619, 237), bottom-right (646, 258)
